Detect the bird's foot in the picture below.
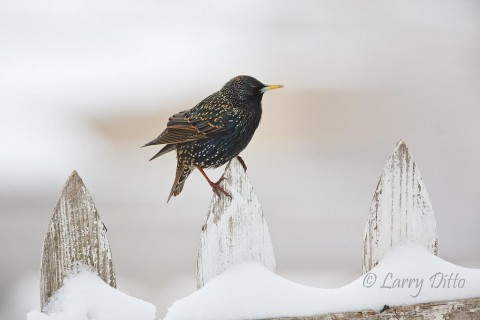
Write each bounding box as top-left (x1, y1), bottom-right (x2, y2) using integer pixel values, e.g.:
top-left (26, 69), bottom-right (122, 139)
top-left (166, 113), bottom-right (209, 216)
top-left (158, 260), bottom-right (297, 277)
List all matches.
top-left (236, 156), bottom-right (247, 171)
top-left (215, 175), bottom-right (227, 184)
top-left (196, 166), bottom-right (231, 199)
top-left (209, 180), bottom-right (231, 199)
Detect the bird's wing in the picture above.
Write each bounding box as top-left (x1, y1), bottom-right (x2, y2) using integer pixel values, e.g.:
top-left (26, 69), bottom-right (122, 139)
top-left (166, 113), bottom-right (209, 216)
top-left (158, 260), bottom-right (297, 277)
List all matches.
top-left (145, 94), bottom-right (233, 146)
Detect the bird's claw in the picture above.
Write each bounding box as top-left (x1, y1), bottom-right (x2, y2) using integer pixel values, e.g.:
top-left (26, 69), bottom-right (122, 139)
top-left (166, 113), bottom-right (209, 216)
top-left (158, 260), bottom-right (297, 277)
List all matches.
top-left (215, 175), bottom-right (227, 184)
top-left (211, 184), bottom-right (232, 199)
top-left (196, 166), bottom-right (231, 199)
top-left (211, 174), bottom-right (231, 199)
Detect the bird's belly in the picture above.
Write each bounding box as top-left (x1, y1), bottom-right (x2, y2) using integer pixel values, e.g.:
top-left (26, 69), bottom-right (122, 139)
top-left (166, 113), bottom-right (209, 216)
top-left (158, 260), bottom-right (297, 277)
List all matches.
top-left (179, 129), bottom-right (255, 168)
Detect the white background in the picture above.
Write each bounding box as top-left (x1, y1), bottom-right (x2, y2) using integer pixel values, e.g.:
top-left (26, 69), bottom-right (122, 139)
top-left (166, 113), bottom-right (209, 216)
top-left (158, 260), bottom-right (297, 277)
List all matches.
top-left (1, 0), bottom-right (479, 318)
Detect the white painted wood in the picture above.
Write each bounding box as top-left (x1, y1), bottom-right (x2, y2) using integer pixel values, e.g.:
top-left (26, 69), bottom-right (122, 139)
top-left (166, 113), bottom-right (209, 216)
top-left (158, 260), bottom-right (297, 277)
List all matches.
top-left (40, 171), bottom-right (116, 311)
top-left (196, 158), bottom-right (276, 288)
top-left (362, 140), bottom-right (438, 274)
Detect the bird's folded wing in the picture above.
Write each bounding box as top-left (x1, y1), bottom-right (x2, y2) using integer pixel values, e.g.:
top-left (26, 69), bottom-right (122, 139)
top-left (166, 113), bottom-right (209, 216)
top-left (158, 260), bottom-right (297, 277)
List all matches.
top-left (150, 102), bottom-right (232, 145)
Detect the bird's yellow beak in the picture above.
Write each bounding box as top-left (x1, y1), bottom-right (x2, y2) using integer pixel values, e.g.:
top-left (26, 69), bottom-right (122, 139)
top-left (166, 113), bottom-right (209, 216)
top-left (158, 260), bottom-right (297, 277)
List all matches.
top-left (261, 84), bottom-right (283, 93)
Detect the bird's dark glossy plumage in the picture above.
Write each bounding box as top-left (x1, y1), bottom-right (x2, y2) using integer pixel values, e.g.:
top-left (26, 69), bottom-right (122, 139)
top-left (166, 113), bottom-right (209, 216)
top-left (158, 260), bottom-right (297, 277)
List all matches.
top-left (144, 75), bottom-right (283, 201)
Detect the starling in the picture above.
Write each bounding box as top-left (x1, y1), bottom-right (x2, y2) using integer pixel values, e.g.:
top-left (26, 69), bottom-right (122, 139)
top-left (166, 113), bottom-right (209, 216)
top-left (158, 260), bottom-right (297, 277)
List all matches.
top-left (144, 75), bottom-right (283, 201)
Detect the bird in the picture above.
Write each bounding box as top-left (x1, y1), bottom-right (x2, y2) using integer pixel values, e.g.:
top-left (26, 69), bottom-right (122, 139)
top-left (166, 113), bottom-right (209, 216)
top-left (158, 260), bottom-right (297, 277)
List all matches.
top-left (143, 75), bottom-right (283, 202)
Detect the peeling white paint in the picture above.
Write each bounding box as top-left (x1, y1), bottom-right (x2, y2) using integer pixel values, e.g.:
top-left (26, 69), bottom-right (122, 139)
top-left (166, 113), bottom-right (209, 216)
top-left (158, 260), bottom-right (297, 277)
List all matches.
top-left (40, 171), bottom-right (116, 311)
top-left (362, 140), bottom-right (438, 274)
top-left (196, 158), bottom-right (276, 288)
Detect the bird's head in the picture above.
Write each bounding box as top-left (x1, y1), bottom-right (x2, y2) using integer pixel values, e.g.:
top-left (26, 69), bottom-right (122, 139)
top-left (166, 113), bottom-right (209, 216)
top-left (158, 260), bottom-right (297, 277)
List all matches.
top-left (221, 75), bottom-right (283, 107)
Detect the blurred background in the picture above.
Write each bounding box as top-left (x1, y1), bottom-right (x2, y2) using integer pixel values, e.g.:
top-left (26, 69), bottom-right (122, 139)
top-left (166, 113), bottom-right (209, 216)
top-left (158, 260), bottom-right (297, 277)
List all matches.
top-left (1, 0), bottom-right (480, 318)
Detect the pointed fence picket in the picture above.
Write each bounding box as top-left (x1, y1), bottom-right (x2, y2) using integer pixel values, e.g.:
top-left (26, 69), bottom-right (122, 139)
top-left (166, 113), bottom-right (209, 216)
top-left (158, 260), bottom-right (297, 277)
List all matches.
top-left (362, 140), bottom-right (439, 273)
top-left (196, 157), bottom-right (276, 288)
top-left (36, 140), bottom-right (480, 319)
top-left (40, 171), bottom-right (116, 311)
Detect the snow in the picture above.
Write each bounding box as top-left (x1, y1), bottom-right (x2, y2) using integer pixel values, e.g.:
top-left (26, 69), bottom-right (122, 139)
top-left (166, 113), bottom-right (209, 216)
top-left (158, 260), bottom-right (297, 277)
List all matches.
top-left (27, 268), bottom-right (156, 320)
top-left (165, 243), bottom-right (480, 320)
top-left (24, 243), bottom-right (480, 320)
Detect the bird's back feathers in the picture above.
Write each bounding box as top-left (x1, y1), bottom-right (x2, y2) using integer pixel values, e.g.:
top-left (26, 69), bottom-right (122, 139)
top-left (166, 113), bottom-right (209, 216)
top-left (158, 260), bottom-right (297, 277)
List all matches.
top-left (144, 94), bottom-right (233, 150)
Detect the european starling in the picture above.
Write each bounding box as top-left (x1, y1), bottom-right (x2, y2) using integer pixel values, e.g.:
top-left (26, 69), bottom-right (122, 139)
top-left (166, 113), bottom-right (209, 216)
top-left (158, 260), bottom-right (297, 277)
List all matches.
top-left (144, 75), bottom-right (283, 201)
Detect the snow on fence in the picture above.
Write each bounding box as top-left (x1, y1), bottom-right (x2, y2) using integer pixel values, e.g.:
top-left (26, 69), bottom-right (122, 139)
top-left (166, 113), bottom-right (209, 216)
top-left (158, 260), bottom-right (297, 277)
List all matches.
top-left (36, 140), bottom-right (480, 320)
top-left (35, 171), bottom-right (155, 320)
top-left (196, 140), bottom-right (440, 286)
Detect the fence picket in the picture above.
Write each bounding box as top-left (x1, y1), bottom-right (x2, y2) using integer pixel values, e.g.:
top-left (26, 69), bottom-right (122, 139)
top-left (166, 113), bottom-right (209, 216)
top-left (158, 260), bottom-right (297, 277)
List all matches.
top-left (362, 140), bottom-right (439, 273)
top-left (196, 158), bottom-right (276, 289)
top-left (40, 171), bottom-right (116, 310)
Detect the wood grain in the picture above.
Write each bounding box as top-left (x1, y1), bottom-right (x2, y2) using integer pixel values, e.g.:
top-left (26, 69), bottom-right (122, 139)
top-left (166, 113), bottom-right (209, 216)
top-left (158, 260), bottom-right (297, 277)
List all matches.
top-left (196, 158), bottom-right (276, 289)
top-left (40, 171), bottom-right (116, 311)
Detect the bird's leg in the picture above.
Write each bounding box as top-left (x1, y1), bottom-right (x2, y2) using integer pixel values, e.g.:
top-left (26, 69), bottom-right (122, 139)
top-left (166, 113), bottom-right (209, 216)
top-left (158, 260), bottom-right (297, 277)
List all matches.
top-left (215, 174), bottom-right (227, 184)
top-left (196, 166), bottom-right (232, 199)
top-left (215, 161), bottom-right (232, 185)
top-left (236, 155), bottom-right (247, 171)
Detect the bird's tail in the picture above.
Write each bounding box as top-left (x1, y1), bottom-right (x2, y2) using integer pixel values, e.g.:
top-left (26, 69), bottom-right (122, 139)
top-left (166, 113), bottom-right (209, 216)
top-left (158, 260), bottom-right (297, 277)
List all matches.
top-left (168, 163), bottom-right (194, 202)
top-left (148, 144), bottom-right (176, 161)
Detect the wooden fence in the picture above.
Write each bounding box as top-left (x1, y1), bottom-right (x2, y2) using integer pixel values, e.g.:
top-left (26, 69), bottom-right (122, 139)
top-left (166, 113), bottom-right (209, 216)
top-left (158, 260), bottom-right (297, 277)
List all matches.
top-left (40, 171), bottom-right (116, 311)
top-left (38, 140), bottom-right (480, 319)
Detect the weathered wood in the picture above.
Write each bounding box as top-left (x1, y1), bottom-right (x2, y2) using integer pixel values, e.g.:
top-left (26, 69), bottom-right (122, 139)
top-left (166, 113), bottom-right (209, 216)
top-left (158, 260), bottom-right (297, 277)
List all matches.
top-left (196, 158), bottom-right (276, 289)
top-left (363, 140), bottom-right (438, 274)
top-left (40, 171), bottom-right (116, 311)
top-left (269, 297), bottom-right (480, 319)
